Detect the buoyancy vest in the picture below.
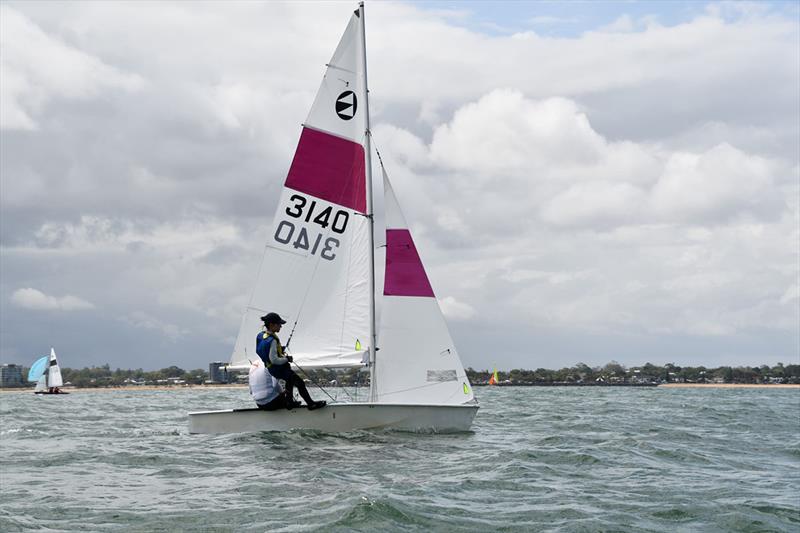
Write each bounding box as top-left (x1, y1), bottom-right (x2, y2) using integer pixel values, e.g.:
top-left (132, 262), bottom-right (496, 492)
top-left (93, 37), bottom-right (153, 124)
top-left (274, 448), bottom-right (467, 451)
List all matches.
top-left (249, 361), bottom-right (281, 403)
top-left (255, 330), bottom-right (285, 367)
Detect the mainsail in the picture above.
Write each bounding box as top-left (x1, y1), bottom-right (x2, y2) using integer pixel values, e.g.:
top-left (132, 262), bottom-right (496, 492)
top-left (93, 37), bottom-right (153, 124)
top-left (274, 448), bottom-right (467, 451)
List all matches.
top-left (48, 348), bottom-right (63, 388)
top-left (230, 11), bottom-right (370, 369)
top-left (375, 169), bottom-right (475, 405)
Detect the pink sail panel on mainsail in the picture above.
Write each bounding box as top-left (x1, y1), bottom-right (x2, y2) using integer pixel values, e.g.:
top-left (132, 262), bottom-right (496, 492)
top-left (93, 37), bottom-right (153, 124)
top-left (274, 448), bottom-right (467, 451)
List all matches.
top-left (285, 127), bottom-right (366, 214)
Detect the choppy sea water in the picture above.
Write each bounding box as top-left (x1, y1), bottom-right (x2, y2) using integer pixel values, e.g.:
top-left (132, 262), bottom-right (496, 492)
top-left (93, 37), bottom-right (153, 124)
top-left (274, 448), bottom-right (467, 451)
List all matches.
top-left (1, 386), bottom-right (798, 532)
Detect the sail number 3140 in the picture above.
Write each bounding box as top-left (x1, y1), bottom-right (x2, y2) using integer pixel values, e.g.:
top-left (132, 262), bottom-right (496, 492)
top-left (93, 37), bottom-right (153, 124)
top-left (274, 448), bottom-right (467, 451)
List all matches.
top-left (273, 194), bottom-right (350, 261)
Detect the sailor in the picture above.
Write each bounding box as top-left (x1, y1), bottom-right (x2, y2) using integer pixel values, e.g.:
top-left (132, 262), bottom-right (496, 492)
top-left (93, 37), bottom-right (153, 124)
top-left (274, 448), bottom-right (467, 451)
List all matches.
top-left (249, 359), bottom-right (288, 410)
top-left (256, 312), bottom-right (326, 411)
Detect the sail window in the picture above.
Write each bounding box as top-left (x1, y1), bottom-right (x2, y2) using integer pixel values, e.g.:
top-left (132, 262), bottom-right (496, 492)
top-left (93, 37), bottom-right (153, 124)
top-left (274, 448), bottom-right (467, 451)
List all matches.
top-left (426, 370), bottom-right (458, 382)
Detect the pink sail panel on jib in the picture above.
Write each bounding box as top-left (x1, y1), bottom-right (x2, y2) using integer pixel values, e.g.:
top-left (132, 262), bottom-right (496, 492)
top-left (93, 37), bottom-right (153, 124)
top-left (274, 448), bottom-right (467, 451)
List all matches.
top-left (384, 229), bottom-right (435, 298)
top-left (285, 127), bottom-right (367, 214)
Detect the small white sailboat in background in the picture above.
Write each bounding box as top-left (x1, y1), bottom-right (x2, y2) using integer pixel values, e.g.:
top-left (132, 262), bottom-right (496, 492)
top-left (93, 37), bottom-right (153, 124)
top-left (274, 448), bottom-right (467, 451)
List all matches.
top-left (188, 2), bottom-right (478, 434)
top-left (29, 348), bottom-right (68, 395)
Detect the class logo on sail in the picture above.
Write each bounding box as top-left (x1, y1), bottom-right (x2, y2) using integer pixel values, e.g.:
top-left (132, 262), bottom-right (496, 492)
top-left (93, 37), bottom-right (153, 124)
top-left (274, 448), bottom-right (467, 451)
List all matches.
top-left (336, 91), bottom-right (357, 120)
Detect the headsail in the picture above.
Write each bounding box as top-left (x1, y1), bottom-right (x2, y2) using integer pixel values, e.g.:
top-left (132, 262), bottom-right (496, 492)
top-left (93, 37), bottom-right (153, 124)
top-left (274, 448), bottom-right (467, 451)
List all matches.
top-left (375, 168), bottom-right (475, 405)
top-left (47, 348), bottom-right (63, 388)
top-left (230, 11), bottom-right (370, 369)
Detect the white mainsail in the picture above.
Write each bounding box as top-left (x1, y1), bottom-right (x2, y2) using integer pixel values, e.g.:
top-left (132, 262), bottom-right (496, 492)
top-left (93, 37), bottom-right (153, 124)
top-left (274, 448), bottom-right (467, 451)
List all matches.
top-left (47, 347), bottom-right (63, 388)
top-left (375, 169), bottom-right (475, 405)
top-left (230, 11), bottom-right (370, 369)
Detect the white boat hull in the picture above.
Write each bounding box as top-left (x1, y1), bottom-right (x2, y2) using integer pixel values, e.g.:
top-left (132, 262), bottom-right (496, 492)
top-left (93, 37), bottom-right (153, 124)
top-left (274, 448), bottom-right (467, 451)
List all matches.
top-left (188, 402), bottom-right (479, 434)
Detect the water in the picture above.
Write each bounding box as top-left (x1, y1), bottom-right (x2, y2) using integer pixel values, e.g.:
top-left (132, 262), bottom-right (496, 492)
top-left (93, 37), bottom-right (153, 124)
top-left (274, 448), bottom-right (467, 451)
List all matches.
top-left (1, 386), bottom-right (798, 532)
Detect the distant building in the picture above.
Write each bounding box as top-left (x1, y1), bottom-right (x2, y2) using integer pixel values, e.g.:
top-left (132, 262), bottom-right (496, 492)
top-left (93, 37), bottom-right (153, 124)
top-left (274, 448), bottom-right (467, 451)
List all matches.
top-left (209, 362), bottom-right (229, 384)
top-left (0, 364), bottom-right (24, 388)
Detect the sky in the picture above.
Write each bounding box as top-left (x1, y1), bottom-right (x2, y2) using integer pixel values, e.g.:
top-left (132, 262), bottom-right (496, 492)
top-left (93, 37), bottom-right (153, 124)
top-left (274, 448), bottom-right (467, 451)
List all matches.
top-left (1, 1), bottom-right (798, 372)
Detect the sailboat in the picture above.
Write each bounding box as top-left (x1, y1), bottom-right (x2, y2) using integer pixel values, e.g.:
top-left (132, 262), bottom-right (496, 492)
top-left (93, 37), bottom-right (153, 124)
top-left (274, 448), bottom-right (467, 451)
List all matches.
top-left (188, 3), bottom-right (478, 433)
top-left (29, 348), bottom-right (68, 395)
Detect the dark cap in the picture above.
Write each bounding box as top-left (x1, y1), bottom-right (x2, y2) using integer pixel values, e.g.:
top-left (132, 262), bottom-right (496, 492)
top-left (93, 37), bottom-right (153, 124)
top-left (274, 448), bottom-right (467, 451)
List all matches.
top-left (260, 312), bottom-right (287, 325)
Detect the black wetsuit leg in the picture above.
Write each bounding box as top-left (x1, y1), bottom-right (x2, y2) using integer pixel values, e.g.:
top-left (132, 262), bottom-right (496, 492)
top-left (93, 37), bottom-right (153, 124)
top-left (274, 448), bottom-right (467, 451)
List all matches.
top-left (269, 364), bottom-right (314, 405)
top-left (286, 371), bottom-right (314, 405)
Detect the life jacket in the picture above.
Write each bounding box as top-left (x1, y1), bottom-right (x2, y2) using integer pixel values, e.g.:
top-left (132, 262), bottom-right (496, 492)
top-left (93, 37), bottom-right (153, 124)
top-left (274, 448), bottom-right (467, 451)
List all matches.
top-left (249, 360), bottom-right (281, 403)
top-left (255, 330), bottom-right (285, 367)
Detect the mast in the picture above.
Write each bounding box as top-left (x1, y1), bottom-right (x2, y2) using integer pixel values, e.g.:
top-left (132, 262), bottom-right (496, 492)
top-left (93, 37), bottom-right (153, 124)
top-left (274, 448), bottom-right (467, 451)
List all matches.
top-left (359, 1), bottom-right (378, 402)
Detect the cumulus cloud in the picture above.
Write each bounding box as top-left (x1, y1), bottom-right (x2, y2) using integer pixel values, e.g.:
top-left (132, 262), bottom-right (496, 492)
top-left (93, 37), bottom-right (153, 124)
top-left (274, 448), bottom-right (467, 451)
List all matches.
top-left (541, 181), bottom-right (647, 228)
top-left (384, 86), bottom-right (797, 347)
top-left (650, 143), bottom-right (778, 222)
top-left (11, 288), bottom-right (94, 311)
top-left (430, 92), bottom-right (606, 177)
top-left (393, 89), bottom-right (789, 237)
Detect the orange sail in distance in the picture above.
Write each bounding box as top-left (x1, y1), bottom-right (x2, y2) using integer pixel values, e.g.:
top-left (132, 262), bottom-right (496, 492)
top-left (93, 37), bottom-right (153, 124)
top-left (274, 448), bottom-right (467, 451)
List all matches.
top-left (488, 368), bottom-right (499, 385)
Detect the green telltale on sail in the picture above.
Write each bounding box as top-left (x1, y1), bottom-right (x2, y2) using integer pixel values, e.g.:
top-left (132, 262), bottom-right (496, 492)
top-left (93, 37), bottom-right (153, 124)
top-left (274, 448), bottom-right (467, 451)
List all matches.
top-left (463, 382), bottom-right (470, 394)
top-left (355, 339), bottom-right (362, 351)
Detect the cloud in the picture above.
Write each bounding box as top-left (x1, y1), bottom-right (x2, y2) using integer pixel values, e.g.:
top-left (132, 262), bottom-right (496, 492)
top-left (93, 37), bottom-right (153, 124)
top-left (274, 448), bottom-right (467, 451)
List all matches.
top-left (430, 92), bottom-right (606, 177)
top-left (119, 311), bottom-right (185, 341)
top-left (11, 288), bottom-right (94, 311)
top-left (438, 296), bottom-right (476, 320)
top-left (381, 87), bottom-right (797, 345)
top-left (541, 181), bottom-right (647, 228)
top-left (650, 143), bottom-right (778, 222)
top-left (0, 5), bottom-right (143, 130)
top-left (398, 89), bottom-right (788, 235)
top-left (0, 2), bottom-right (796, 369)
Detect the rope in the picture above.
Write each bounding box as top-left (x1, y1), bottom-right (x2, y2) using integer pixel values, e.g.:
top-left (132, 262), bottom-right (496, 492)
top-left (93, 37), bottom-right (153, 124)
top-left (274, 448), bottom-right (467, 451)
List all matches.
top-left (291, 361), bottom-right (337, 403)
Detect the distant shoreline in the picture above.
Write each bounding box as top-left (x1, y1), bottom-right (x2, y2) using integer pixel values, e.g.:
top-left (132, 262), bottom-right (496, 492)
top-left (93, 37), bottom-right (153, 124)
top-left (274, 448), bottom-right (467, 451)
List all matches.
top-left (2, 383), bottom-right (798, 393)
top-left (658, 383), bottom-right (800, 389)
top-left (0, 384), bottom-right (248, 393)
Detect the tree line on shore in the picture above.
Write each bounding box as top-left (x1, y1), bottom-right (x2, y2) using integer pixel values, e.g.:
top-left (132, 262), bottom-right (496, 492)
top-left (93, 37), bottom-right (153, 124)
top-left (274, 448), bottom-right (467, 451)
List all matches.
top-left (465, 362), bottom-right (800, 385)
top-left (4, 361), bottom-right (798, 388)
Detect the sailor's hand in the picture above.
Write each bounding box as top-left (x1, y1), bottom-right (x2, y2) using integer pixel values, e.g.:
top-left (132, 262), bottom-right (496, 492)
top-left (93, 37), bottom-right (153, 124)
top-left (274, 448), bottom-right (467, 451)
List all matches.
top-left (286, 355), bottom-right (294, 363)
